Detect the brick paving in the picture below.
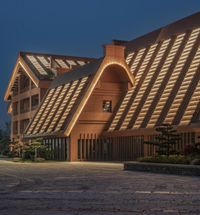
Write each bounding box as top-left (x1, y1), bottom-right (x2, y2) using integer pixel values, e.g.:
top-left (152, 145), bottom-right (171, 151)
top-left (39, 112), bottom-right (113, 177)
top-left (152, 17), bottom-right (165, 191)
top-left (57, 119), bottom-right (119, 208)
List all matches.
top-left (0, 160), bottom-right (200, 215)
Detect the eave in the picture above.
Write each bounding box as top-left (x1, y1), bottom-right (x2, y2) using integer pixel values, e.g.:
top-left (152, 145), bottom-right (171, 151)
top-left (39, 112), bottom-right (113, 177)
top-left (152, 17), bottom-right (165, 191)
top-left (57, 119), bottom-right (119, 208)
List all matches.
top-left (4, 56), bottom-right (40, 101)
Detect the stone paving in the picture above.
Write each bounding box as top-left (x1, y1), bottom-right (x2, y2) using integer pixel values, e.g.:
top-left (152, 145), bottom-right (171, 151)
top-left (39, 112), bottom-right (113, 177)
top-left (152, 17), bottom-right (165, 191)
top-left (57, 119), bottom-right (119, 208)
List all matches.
top-left (0, 160), bottom-right (200, 215)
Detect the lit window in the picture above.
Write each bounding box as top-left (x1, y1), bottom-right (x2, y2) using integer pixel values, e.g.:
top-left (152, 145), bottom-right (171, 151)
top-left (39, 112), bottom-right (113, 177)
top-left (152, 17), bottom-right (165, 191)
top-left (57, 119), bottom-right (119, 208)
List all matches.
top-left (103, 100), bottom-right (112, 112)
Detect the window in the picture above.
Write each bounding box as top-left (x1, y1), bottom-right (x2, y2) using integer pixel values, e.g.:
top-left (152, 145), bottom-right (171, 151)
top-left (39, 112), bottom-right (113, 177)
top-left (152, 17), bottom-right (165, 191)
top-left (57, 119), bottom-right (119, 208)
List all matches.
top-left (20, 119), bottom-right (29, 133)
top-left (20, 74), bottom-right (30, 93)
top-left (20, 98), bottom-right (30, 113)
top-left (13, 102), bottom-right (18, 115)
top-left (103, 100), bottom-right (112, 112)
top-left (31, 94), bottom-right (39, 110)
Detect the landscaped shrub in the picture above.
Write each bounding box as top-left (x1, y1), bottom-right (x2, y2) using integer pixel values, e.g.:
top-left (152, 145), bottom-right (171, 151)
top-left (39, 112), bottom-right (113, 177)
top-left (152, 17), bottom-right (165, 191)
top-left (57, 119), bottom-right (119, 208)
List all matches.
top-left (22, 138), bottom-right (48, 161)
top-left (138, 154), bottom-right (200, 165)
top-left (144, 124), bottom-right (181, 156)
top-left (137, 155), bottom-right (191, 164)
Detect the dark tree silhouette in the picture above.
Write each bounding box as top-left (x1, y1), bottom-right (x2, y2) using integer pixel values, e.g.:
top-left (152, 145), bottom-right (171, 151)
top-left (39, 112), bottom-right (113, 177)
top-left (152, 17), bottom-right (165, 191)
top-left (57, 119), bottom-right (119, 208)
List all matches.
top-left (0, 122), bottom-right (10, 155)
top-left (145, 123), bottom-right (181, 156)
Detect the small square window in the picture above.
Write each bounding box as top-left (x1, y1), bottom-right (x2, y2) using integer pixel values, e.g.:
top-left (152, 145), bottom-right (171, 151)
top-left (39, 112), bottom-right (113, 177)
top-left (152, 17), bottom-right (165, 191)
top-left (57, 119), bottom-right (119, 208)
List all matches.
top-left (103, 100), bottom-right (112, 112)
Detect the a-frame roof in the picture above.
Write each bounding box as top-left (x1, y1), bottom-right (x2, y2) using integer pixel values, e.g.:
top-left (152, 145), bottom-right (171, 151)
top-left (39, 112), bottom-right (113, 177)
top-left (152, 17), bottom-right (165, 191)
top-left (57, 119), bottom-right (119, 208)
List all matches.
top-left (108, 12), bottom-right (200, 132)
top-left (4, 52), bottom-right (95, 101)
top-left (24, 45), bottom-right (134, 138)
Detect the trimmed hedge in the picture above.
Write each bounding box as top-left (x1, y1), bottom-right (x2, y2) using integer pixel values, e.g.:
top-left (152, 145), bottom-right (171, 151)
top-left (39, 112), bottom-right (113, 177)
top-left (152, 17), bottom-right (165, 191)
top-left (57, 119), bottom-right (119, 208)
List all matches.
top-left (137, 155), bottom-right (200, 165)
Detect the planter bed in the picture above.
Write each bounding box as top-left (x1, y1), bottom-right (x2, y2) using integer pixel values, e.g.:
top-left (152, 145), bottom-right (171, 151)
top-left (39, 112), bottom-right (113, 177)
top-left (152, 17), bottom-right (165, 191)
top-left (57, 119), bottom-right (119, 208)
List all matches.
top-left (124, 161), bottom-right (200, 176)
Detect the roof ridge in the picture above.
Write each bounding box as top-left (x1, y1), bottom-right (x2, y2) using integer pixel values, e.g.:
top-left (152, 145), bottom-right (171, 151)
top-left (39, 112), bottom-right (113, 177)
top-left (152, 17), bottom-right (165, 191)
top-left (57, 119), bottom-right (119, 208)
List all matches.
top-left (126, 11), bottom-right (200, 53)
top-left (19, 51), bottom-right (96, 61)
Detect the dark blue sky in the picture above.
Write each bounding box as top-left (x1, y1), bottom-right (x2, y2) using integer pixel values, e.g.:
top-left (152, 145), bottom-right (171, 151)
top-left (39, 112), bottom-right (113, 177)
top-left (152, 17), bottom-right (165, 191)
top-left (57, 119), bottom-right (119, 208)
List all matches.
top-left (0, 0), bottom-right (200, 127)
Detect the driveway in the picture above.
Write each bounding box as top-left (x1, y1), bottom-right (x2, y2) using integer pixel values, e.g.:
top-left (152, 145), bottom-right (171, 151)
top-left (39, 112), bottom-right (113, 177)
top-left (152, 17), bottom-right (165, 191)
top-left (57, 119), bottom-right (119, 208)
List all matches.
top-left (0, 160), bottom-right (200, 215)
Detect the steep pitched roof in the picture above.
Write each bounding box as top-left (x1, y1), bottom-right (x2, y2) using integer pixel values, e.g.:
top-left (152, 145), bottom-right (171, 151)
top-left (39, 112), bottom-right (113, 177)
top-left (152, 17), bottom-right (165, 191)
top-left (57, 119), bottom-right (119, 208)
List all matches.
top-left (20, 52), bottom-right (94, 80)
top-left (24, 45), bottom-right (134, 138)
top-left (4, 52), bottom-right (95, 101)
top-left (109, 12), bottom-right (200, 132)
top-left (50, 58), bottom-right (103, 88)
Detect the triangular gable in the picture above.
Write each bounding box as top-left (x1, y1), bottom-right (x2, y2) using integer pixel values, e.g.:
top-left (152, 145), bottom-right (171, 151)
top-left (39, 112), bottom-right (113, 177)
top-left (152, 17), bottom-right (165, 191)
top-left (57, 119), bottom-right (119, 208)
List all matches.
top-left (4, 56), bottom-right (39, 101)
top-left (24, 45), bottom-right (134, 138)
top-left (64, 54), bottom-right (134, 136)
top-left (5, 52), bottom-right (95, 101)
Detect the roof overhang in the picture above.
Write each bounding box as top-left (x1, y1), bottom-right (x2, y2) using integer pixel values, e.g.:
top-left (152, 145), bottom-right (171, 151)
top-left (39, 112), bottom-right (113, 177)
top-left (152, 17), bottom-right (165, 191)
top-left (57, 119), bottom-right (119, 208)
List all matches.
top-left (4, 56), bottom-right (39, 101)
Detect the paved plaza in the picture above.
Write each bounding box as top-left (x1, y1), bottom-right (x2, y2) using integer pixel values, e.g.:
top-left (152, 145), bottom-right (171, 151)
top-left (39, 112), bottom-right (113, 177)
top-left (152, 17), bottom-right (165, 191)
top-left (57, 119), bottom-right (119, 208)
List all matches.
top-left (0, 160), bottom-right (200, 215)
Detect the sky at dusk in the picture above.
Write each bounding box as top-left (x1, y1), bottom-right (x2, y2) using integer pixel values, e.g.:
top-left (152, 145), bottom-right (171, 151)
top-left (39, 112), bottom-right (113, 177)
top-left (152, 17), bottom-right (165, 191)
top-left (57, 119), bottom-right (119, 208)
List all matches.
top-left (0, 0), bottom-right (200, 127)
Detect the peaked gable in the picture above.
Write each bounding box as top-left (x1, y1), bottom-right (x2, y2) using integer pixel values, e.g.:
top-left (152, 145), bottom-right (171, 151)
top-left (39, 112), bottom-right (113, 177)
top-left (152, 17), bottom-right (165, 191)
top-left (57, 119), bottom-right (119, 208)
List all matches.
top-left (4, 52), bottom-right (95, 101)
top-left (24, 45), bottom-right (134, 138)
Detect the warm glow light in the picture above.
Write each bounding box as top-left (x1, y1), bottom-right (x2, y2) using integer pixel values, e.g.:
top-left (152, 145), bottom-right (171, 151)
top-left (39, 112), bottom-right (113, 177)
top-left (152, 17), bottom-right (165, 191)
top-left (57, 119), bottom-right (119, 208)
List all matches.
top-left (26, 88), bottom-right (55, 134)
top-left (148, 28), bottom-right (200, 127)
top-left (19, 61), bottom-right (38, 87)
top-left (121, 39), bottom-right (170, 129)
top-left (26, 55), bottom-right (48, 75)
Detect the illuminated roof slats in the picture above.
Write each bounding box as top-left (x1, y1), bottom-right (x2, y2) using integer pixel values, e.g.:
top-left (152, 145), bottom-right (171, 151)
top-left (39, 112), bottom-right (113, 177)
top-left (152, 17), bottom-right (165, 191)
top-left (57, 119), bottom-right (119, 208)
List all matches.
top-left (67, 60), bottom-right (77, 66)
top-left (115, 44), bottom-right (159, 130)
top-left (164, 46), bottom-right (200, 124)
top-left (146, 29), bottom-right (200, 127)
top-left (39, 84), bottom-right (70, 133)
top-left (32, 86), bottom-right (63, 134)
top-left (37, 56), bottom-right (50, 69)
top-left (126, 52), bottom-right (135, 64)
top-left (55, 77), bottom-right (88, 131)
top-left (121, 39), bottom-right (171, 129)
top-left (26, 89), bottom-right (55, 135)
top-left (48, 80), bottom-right (80, 132)
top-left (109, 44), bottom-right (158, 131)
top-left (155, 28), bottom-right (200, 125)
top-left (55, 59), bottom-right (69, 68)
top-left (77, 61), bottom-right (86, 66)
top-left (26, 55), bottom-right (48, 75)
top-left (130, 48), bottom-right (146, 72)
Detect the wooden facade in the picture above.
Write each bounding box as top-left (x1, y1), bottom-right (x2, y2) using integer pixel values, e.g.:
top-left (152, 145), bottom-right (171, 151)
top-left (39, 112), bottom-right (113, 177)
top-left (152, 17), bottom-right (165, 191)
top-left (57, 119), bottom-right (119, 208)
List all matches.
top-left (5, 12), bottom-right (200, 161)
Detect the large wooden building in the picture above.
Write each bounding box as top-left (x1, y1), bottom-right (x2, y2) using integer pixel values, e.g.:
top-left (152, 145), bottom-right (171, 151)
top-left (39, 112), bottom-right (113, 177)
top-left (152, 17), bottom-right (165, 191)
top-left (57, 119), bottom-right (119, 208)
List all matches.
top-left (5, 12), bottom-right (200, 161)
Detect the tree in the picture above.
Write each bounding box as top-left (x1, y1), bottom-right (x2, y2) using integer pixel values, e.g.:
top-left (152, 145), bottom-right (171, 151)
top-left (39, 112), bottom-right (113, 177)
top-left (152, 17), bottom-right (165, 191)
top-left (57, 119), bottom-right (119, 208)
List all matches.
top-left (145, 123), bottom-right (181, 156)
top-left (23, 138), bottom-right (47, 160)
top-left (0, 122), bottom-right (10, 156)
